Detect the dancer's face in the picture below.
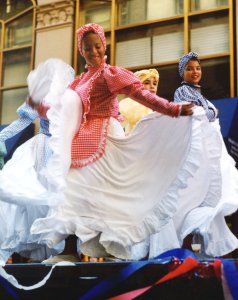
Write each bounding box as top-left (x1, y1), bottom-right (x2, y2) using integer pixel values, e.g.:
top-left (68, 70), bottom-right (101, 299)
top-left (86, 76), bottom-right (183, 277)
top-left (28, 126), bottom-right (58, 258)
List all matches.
top-left (82, 32), bottom-right (105, 67)
top-left (183, 60), bottom-right (202, 85)
top-left (142, 77), bottom-right (158, 94)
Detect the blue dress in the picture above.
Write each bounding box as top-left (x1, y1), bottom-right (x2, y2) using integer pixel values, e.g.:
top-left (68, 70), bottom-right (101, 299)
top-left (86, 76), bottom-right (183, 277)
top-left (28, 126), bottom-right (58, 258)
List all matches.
top-left (0, 58), bottom-right (74, 264)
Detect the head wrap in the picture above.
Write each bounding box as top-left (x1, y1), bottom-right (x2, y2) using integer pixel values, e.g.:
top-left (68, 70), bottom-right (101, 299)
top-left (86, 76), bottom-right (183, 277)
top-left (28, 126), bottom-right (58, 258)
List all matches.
top-left (179, 52), bottom-right (199, 77)
top-left (76, 23), bottom-right (106, 56)
top-left (134, 69), bottom-right (159, 84)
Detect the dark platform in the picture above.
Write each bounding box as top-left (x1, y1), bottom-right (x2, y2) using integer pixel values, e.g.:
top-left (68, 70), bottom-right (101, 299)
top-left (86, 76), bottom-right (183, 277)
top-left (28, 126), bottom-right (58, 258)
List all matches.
top-left (1, 261), bottom-right (224, 300)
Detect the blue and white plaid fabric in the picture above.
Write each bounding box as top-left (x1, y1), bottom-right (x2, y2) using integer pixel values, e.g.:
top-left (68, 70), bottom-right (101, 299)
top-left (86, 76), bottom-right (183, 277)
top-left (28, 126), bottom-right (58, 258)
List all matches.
top-left (0, 102), bottom-right (51, 167)
top-left (179, 52), bottom-right (199, 77)
top-left (174, 82), bottom-right (217, 122)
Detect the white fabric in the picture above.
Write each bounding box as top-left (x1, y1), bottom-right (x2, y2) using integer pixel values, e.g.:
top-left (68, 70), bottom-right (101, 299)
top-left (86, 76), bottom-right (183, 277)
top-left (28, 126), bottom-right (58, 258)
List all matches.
top-left (0, 135), bottom-right (64, 262)
top-left (27, 58), bottom-right (74, 105)
top-left (0, 261), bottom-right (75, 290)
top-left (1, 76), bottom-right (238, 261)
top-left (177, 121), bottom-right (238, 256)
top-left (30, 98), bottom-right (208, 259)
top-left (128, 114), bottom-right (238, 259)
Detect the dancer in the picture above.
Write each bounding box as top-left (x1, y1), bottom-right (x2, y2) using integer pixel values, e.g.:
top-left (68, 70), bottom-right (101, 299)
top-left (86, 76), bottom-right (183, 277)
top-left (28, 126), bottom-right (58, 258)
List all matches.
top-left (0, 58), bottom-right (74, 264)
top-left (173, 52), bottom-right (238, 256)
top-left (119, 68), bottom-right (159, 134)
top-left (29, 23), bottom-right (217, 263)
top-left (174, 52), bottom-right (218, 122)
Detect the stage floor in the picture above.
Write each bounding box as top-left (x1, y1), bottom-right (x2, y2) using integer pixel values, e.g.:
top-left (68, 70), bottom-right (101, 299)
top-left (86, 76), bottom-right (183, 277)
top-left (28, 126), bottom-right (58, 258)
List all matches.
top-left (1, 261), bottom-right (224, 300)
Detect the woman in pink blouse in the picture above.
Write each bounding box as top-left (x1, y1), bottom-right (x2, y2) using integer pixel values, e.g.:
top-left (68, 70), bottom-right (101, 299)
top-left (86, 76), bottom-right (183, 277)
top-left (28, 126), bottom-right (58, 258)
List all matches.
top-left (29, 23), bottom-right (207, 262)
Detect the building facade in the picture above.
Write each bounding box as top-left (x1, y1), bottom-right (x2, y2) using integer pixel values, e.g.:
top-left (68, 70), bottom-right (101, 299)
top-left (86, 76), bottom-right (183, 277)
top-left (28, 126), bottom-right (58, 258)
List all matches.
top-left (0, 0), bottom-right (237, 124)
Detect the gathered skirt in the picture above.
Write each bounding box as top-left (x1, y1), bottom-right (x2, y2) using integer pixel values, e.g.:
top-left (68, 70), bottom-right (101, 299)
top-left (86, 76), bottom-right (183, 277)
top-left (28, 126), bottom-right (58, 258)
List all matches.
top-left (30, 106), bottom-right (237, 259)
top-left (1, 106), bottom-right (237, 260)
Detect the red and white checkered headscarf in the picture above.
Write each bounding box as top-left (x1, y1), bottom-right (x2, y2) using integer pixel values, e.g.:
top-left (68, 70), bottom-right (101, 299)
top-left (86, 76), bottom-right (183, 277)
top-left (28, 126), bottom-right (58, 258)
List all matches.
top-left (76, 23), bottom-right (106, 56)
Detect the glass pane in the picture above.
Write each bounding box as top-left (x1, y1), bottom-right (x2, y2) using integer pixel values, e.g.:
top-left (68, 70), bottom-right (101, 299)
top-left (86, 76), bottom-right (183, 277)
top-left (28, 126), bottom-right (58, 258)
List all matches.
top-left (190, 14), bottom-right (229, 56)
top-left (116, 37), bottom-right (151, 68)
top-left (0, 0), bottom-right (32, 21)
top-left (156, 57), bottom-right (229, 102)
top-left (152, 23), bottom-right (184, 64)
top-left (115, 27), bottom-right (151, 68)
top-left (118, 0), bottom-right (183, 26)
top-left (200, 57), bottom-right (230, 99)
top-left (147, 0), bottom-right (183, 21)
top-left (3, 48), bottom-right (31, 86)
top-left (190, 0), bottom-right (228, 11)
top-left (155, 64), bottom-right (181, 101)
top-left (5, 13), bottom-right (33, 48)
top-left (79, 0), bottom-right (111, 29)
top-left (1, 87), bottom-right (28, 124)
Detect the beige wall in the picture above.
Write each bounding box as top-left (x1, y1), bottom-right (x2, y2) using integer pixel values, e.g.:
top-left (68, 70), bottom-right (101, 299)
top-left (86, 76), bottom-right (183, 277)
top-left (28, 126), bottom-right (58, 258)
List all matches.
top-left (37, 0), bottom-right (64, 5)
top-left (35, 26), bottom-right (73, 66)
top-left (35, 0), bottom-right (75, 67)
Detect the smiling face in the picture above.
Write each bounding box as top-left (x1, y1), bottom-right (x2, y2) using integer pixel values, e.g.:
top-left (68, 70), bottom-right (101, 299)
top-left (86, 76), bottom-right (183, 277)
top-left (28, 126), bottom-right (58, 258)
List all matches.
top-left (81, 32), bottom-right (105, 67)
top-left (142, 77), bottom-right (158, 94)
top-left (183, 59), bottom-right (202, 85)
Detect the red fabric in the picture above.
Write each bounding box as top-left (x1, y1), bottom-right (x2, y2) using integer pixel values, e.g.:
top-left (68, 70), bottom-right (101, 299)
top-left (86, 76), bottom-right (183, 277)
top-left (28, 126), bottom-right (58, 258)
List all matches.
top-left (213, 259), bottom-right (222, 280)
top-left (69, 61), bottom-right (181, 168)
top-left (109, 257), bottom-right (199, 300)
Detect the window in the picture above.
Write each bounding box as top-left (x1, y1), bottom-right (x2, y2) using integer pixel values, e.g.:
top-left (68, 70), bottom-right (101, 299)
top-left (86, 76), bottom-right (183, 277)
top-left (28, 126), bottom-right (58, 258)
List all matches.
top-left (75, 0), bottom-right (234, 100)
top-left (0, 0), bottom-right (35, 124)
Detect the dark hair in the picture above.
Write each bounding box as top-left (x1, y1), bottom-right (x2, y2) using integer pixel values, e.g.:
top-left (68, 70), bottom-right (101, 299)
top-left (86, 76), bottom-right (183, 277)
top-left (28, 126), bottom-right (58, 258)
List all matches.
top-left (189, 57), bottom-right (200, 64)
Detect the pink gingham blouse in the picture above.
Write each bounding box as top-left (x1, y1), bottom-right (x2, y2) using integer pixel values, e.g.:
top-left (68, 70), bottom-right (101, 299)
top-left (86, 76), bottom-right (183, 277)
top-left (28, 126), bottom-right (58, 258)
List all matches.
top-left (69, 61), bottom-right (181, 168)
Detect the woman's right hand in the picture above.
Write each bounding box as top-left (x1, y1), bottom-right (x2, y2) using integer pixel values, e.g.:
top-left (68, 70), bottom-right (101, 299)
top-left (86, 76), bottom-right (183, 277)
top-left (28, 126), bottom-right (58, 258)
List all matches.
top-left (180, 103), bottom-right (194, 116)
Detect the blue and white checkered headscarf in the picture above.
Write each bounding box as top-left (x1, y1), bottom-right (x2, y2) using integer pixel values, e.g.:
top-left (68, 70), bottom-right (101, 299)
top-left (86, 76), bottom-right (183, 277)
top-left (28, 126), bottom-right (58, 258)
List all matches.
top-left (179, 52), bottom-right (199, 78)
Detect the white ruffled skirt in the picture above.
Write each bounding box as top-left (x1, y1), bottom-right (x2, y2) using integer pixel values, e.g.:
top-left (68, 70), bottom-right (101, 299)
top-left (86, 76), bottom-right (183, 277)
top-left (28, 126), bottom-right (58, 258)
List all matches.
top-left (29, 96), bottom-right (238, 259)
top-left (1, 96), bottom-right (238, 260)
top-left (175, 121), bottom-right (238, 256)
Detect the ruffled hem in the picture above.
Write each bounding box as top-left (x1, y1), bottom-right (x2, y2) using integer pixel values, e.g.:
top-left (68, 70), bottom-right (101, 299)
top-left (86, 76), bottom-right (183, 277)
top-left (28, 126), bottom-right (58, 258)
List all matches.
top-left (205, 235), bottom-right (238, 257)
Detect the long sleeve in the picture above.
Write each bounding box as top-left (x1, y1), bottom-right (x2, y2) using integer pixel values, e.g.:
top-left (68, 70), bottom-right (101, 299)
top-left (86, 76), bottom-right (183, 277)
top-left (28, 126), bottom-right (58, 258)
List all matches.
top-left (0, 103), bottom-right (38, 143)
top-left (104, 66), bottom-right (181, 118)
top-left (120, 81), bottom-right (180, 117)
top-left (174, 84), bottom-right (217, 122)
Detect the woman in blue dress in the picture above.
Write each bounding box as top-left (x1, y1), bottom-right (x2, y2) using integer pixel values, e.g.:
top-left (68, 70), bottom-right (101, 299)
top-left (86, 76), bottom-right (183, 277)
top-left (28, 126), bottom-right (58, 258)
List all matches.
top-left (0, 58), bottom-right (74, 264)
